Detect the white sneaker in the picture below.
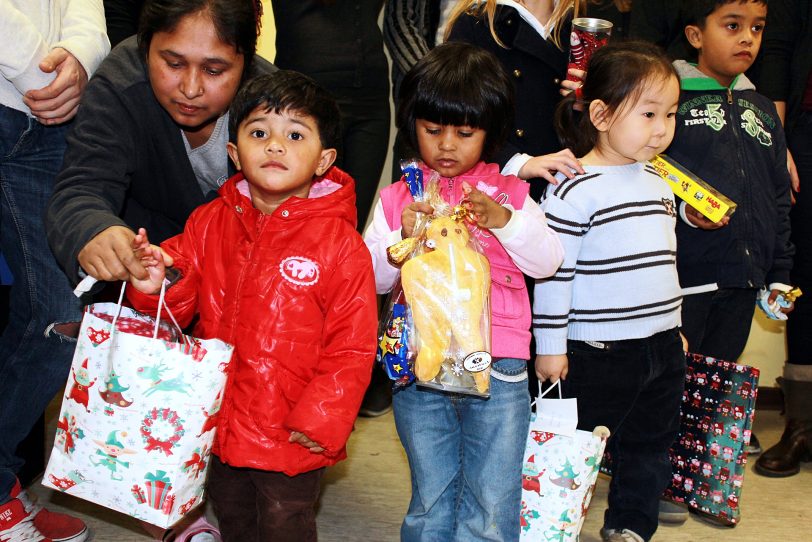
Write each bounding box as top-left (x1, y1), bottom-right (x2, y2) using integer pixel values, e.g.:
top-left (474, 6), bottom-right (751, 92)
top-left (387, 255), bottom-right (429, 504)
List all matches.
top-left (600, 527), bottom-right (645, 542)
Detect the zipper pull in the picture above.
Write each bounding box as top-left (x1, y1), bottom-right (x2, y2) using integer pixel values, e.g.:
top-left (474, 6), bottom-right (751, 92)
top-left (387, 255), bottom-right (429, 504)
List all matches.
top-left (727, 88), bottom-right (733, 104)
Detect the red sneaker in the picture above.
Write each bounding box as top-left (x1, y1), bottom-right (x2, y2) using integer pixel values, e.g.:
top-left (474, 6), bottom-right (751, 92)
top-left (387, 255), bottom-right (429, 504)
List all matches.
top-left (0, 479), bottom-right (88, 542)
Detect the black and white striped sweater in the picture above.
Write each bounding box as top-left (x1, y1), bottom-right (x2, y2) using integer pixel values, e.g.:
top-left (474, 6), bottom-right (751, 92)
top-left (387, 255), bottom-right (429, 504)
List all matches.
top-left (533, 162), bottom-right (682, 355)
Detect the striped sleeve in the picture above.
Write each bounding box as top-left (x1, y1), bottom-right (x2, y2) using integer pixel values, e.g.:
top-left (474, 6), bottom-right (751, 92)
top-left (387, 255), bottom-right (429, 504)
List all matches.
top-left (383, 0), bottom-right (432, 75)
top-left (533, 192), bottom-right (587, 355)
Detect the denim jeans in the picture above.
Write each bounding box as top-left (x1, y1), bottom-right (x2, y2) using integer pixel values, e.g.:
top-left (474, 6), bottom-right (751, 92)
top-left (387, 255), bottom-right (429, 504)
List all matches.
top-left (562, 328), bottom-right (685, 541)
top-left (393, 357), bottom-right (530, 542)
top-left (0, 105), bottom-right (84, 502)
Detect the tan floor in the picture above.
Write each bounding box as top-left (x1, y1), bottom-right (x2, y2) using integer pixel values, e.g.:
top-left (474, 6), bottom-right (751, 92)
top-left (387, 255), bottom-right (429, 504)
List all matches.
top-left (25, 406), bottom-right (812, 541)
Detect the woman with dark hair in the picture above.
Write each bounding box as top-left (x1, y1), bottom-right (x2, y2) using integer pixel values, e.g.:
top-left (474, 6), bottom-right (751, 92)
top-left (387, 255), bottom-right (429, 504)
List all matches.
top-left (46, 0), bottom-right (275, 288)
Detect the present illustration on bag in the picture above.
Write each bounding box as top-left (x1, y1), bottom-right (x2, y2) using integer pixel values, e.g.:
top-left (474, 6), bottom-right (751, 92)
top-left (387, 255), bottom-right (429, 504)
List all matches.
top-left (55, 412), bottom-right (84, 456)
top-left (66, 358), bottom-right (96, 412)
top-left (144, 470), bottom-right (174, 513)
top-left (181, 445), bottom-right (209, 479)
top-left (90, 430), bottom-right (137, 480)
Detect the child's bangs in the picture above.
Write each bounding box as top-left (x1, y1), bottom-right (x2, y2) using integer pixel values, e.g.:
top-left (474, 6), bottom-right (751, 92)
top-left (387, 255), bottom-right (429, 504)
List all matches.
top-left (412, 82), bottom-right (493, 130)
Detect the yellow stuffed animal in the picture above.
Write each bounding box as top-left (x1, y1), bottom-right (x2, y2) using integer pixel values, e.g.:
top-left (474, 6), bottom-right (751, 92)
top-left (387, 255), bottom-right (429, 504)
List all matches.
top-left (400, 216), bottom-right (491, 393)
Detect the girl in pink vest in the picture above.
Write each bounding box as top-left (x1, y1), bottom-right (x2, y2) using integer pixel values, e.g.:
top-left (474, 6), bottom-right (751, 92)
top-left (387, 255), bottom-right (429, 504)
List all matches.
top-left (364, 42), bottom-right (564, 541)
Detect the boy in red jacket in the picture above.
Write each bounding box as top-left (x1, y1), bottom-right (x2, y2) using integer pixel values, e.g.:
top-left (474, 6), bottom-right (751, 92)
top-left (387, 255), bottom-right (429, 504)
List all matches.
top-left (126, 71), bottom-right (378, 542)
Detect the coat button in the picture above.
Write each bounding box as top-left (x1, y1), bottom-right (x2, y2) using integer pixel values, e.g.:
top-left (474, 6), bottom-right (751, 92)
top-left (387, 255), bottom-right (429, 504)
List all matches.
top-left (515, 129), bottom-right (524, 138)
top-left (553, 78), bottom-right (561, 85)
top-left (235, 205), bottom-right (243, 213)
top-left (281, 210), bottom-right (290, 217)
top-left (505, 275), bottom-right (512, 283)
top-left (513, 69), bottom-right (521, 78)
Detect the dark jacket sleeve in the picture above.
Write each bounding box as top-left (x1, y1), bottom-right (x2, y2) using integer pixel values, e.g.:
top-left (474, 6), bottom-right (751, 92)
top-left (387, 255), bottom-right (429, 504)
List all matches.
top-left (756, 0), bottom-right (797, 103)
top-left (767, 119), bottom-right (795, 285)
top-left (46, 63), bottom-right (139, 283)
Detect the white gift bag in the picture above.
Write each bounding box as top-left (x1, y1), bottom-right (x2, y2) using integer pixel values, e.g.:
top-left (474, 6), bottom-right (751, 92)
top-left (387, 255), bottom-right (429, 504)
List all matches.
top-left (43, 284), bottom-right (233, 528)
top-left (520, 382), bottom-right (610, 541)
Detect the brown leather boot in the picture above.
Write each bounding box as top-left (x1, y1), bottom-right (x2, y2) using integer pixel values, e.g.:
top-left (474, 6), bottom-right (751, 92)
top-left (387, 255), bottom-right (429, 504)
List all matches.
top-left (755, 376), bottom-right (812, 477)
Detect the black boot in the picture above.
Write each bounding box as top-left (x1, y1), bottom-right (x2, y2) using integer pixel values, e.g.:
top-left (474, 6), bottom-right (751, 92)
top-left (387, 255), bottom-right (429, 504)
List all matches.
top-left (755, 376), bottom-right (812, 477)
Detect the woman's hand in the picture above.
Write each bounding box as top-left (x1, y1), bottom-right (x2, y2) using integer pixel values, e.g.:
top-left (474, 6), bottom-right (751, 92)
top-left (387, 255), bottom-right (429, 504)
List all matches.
top-left (560, 68), bottom-right (586, 97)
top-left (401, 202), bottom-right (434, 238)
top-left (461, 182), bottom-right (511, 229)
top-left (518, 149), bottom-right (584, 185)
top-left (78, 225), bottom-right (144, 281)
top-left (535, 354), bottom-right (569, 382)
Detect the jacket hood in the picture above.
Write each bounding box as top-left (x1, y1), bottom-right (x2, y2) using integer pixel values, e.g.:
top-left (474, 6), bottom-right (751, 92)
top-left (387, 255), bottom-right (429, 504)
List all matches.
top-left (219, 166), bottom-right (358, 229)
top-left (673, 59), bottom-right (756, 92)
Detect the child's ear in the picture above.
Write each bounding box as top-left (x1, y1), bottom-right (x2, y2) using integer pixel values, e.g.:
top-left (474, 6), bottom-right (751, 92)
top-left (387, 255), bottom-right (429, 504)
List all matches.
top-left (316, 148), bottom-right (337, 176)
top-left (226, 141), bottom-right (242, 170)
top-left (684, 24), bottom-right (703, 51)
top-left (589, 99), bottom-right (611, 132)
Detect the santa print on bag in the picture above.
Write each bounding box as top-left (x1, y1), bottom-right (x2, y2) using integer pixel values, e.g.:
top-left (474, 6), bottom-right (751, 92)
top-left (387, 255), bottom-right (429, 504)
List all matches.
top-left (66, 358), bottom-right (96, 412)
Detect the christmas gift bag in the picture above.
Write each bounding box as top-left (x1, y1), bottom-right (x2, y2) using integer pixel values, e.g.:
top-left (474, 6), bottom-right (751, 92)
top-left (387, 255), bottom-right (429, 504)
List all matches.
top-left (662, 352), bottom-right (759, 525)
top-left (43, 283), bottom-right (233, 528)
top-left (520, 382), bottom-right (610, 541)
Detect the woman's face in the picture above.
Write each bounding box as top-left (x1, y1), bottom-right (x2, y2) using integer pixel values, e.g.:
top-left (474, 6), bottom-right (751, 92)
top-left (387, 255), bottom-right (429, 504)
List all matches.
top-left (147, 10), bottom-right (245, 143)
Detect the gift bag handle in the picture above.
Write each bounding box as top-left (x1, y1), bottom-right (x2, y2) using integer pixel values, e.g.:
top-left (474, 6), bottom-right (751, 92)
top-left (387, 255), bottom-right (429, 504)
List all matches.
top-left (106, 281), bottom-right (190, 347)
top-left (531, 379), bottom-right (563, 409)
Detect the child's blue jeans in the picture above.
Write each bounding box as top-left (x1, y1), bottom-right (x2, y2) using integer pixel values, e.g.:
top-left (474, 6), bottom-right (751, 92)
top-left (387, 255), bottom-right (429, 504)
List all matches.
top-left (393, 357), bottom-right (530, 542)
top-left (562, 327), bottom-right (685, 541)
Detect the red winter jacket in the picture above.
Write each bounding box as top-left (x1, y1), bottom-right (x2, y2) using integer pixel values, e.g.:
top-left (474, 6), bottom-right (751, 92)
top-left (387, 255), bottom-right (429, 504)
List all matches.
top-left (128, 167), bottom-right (378, 475)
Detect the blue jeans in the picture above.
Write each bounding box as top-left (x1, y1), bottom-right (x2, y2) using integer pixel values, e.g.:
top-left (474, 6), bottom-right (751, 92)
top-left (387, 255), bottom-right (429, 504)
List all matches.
top-left (0, 105), bottom-right (83, 502)
top-left (393, 358), bottom-right (530, 542)
top-left (562, 328), bottom-right (686, 541)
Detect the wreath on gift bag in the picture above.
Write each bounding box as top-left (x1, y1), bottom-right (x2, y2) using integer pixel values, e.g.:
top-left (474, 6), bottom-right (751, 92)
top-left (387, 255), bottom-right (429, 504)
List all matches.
top-left (141, 407), bottom-right (185, 455)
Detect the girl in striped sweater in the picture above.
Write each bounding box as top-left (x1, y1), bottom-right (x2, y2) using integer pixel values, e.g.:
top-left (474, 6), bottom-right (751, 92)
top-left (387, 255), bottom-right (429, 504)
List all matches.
top-left (533, 41), bottom-right (685, 542)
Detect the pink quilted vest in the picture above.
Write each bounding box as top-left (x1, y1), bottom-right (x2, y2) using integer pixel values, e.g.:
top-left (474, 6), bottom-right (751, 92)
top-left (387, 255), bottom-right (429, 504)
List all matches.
top-left (380, 161), bottom-right (533, 360)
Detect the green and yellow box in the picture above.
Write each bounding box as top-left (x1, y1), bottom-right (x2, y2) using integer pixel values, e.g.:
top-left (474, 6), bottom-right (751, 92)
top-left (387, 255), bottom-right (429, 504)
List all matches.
top-left (650, 154), bottom-right (736, 223)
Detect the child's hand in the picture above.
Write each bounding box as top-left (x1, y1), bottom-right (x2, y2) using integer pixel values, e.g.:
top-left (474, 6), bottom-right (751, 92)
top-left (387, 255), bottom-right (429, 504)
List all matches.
top-left (679, 331), bottom-right (689, 352)
top-left (535, 354), bottom-right (569, 382)
top-left (518, 149), bottom-right (584, 185)
top-left (401, 202), bottom-right (434, 238)
top-left (130, 228), bottom-right (172, 294)
top-left (768, 289), bottom-right (795, 315)
top-left (461, 182), bottom-right (511, 229)
top-left (289, 431), bottom-right (325, 454)
top-left (685, 206), bottom-right (730, 229)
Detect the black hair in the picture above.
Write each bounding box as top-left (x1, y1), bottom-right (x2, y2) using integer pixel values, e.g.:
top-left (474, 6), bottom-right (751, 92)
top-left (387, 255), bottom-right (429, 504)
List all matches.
top-left (554, 40), bottom-right (678, 157)
top-left (395, 41), bottom-right (514, 161)
top-left (228, 71), bottom-right (341, 151)
top-left (138, 0), bottom-right (261, 69)
top-left (682, 0), bottom-right (768, 29)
